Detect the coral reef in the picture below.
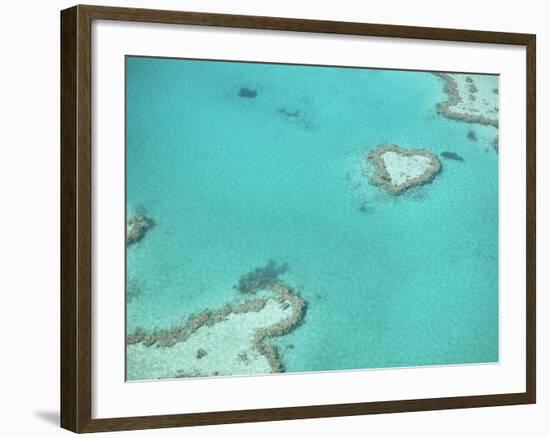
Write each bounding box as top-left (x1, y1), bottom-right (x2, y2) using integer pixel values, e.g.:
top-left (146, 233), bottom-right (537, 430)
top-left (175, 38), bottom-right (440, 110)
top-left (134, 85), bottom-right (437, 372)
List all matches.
top-left (127, 300), bottom-right (269, 349)
top-left (252, 283), bottom-right (307, 373)
top-left (366, 144), bottom-right (441, 194)
top-left (126, 282), bottom-right (307, 379)
top-left (433, 72), bottom-right (498, 128)
top-left (234, 260), bottom-right (289, 294)
top-left (126, 213), bottom-right (155, 246)
top-left (467, 130), bottom-right (478, 142)
top-left (238, 87), bottom-right (257, 98)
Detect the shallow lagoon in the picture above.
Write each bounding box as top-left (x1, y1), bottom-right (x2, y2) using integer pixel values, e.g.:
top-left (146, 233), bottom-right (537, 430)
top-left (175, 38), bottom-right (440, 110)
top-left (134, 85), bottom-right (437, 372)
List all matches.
top-left (126, 57), bottom-right (499, 379)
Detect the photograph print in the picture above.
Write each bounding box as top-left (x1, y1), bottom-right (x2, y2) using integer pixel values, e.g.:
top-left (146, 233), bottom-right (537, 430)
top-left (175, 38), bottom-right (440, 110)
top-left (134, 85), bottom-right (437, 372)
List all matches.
top-left (125, 56), bottom-right (499, 381)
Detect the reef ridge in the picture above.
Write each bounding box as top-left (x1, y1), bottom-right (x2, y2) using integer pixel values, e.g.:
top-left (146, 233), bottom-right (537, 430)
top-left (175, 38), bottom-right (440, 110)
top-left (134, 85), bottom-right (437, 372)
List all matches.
top-left (366, 144), bottom-right (441, 194)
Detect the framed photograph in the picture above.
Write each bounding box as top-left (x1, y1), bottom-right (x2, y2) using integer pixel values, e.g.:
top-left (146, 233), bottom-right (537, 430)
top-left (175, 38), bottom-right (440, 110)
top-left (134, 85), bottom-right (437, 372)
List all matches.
top-left (60, 4), bottom-right (536, 433)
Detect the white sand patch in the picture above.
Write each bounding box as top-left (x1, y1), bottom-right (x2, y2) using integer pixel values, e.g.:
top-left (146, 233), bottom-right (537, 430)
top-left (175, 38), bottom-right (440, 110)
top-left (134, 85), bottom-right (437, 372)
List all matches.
top-left (380, 151), bottom-right (434, 186)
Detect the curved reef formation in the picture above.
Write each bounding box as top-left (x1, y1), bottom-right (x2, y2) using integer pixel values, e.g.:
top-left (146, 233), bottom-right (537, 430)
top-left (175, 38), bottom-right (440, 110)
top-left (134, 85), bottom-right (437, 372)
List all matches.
top-left (126, 213), bottom-right (155, 246)
top-left (434, 72), bottom-right (499, 128)
top-left (366, 144), bottom-right (441, 194)
top-left (126, 283), bottom-right (307, 380)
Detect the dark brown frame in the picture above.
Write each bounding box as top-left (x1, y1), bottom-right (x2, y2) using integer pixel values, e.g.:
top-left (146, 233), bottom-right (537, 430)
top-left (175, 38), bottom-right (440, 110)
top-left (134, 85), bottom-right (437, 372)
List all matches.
top-left (61, 4), bottom-right (536, 433)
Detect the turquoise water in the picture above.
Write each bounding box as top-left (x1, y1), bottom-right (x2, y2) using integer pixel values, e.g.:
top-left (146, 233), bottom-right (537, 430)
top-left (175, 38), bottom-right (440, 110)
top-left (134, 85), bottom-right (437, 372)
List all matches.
top-left (126, 56), bottom-right (498, 377)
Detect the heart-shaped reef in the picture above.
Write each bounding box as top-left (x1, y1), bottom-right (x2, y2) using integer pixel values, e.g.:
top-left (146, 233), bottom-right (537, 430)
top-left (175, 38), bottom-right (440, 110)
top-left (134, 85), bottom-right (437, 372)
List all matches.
top-left (366, 144), bottom-right (442, 194)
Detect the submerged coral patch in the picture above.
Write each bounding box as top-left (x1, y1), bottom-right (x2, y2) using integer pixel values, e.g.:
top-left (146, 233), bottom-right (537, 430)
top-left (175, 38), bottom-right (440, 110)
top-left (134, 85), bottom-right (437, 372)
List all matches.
top-left (238, 87), bottom-right (258, 98)
top-left (126, 213), bottom-right (155, 246)
top-left (276, 106), bottom-right (314, 131)
top-left (440, 151), bottom-right (464, 162)
top-left (278, 108), bottom-right (300, 118)
top-left (234, 260), bottom-right (289, 294)
top-left (126, 277), bottom-right (144, 303)
top-left (366, 144), bottom-right (441, 194)
top-left (359, 201), bottom-right (375, 214)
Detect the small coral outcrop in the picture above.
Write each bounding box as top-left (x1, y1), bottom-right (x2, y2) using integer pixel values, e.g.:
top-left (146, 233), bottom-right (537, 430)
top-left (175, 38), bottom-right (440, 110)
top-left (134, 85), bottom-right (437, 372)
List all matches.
top-left (126, 213), bottom-right (155, 246)
top-left (238, 87), bottom-right (258, 98)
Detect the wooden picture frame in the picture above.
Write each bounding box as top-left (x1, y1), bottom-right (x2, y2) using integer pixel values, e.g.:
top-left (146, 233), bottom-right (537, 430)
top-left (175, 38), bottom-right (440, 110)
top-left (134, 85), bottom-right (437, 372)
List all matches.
top-left (61, 4), bottom-right (536, 433)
